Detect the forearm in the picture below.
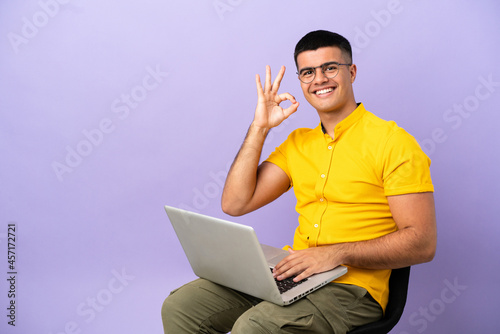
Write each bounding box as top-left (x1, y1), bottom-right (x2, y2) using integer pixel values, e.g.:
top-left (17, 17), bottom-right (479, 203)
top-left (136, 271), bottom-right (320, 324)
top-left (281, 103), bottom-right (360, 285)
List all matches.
top-left (274, 192), bottom-right (437, 281)
top-left (221, 65), bottom-right (298, 216)
top-left (221, 123), bottom-right (269, 216)
top-left (275, 226), bottom-right (436, 282)
top-left (335, 226), bottom-right (436, 270)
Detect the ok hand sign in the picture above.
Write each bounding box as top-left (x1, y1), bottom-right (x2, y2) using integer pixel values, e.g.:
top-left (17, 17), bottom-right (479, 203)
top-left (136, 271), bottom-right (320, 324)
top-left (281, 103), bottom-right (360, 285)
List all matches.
top-left (253, 65), bottom-right (299, 130)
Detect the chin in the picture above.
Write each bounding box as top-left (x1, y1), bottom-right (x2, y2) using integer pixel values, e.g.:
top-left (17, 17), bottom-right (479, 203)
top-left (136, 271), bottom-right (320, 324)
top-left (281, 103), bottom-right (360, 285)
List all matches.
top-left (313, 101), bottom-right (341, 113)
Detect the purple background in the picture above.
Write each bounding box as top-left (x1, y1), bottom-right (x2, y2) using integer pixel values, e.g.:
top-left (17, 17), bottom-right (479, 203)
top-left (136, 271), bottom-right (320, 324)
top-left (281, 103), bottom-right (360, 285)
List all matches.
top-left (1, 0), bottom-right (499, 333)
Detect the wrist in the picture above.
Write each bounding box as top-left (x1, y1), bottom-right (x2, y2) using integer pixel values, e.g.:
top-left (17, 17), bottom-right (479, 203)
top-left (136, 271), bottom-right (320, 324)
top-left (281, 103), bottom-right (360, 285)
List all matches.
top-left (330, 243), bottom-right (351, 266)
top-left (249, 122), bottom-right (270, 137)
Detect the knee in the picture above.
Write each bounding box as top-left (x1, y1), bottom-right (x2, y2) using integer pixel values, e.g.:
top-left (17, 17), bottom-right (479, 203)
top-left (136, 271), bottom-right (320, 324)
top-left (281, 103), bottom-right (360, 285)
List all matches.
top-left (161, 287), bottom-right (194, 332)
top-left (232, 311), bottom-right (259, 333)
top-left (161, 295), bottom-right (176, 322)
top-left (161, 294), bottom-right (179, 328)
top-left (161, 280), bottom-right (200, 320)
top-left (232, 308), bottom-right (278, 333)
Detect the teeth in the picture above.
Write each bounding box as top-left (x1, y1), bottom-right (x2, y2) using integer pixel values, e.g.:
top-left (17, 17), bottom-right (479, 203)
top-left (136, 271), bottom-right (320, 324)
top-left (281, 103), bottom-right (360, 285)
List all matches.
top-left (316, 88), bottom-right (334, 95)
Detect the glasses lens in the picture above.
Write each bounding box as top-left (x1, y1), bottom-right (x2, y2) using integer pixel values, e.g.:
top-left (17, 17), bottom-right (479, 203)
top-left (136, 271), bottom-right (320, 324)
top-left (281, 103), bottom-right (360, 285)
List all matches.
top-left (323, 62), bottom-right (340, 78)
top-left (298, 62), bottom-right (343, 83)
top-left (299, 68), bottom-right (315, 83)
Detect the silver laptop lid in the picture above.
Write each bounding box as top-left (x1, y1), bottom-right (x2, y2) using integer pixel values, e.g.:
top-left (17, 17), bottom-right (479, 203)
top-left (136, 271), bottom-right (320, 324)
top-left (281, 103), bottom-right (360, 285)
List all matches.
top-left (165, 205), bottom-right (283, 303)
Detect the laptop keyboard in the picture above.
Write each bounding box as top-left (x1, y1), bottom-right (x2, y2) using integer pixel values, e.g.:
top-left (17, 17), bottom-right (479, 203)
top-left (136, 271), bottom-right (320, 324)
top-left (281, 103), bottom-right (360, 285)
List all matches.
top-left (270, 268), bottom-right (308, 294)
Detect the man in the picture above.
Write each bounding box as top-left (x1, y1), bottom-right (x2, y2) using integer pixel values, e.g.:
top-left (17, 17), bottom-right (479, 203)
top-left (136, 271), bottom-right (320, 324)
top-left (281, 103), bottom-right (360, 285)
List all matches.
top-left (162, 30), bottom-right (436, 333)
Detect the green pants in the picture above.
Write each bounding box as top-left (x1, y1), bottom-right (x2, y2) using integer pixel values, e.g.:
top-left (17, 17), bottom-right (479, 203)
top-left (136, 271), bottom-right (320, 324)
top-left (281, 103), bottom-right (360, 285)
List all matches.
top-left (161, 278), bottom-right (382, 334)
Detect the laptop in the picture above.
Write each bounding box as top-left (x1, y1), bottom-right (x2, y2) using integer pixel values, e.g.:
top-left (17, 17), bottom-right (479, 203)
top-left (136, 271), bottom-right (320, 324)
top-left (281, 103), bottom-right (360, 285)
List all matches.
top-left (165, 205), bottom-right (347, 306)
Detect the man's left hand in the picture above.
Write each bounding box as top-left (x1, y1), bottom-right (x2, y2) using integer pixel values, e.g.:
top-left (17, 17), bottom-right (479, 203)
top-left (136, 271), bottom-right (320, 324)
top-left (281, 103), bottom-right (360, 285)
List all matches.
top-left (272, 246), bottom-right (345, 282)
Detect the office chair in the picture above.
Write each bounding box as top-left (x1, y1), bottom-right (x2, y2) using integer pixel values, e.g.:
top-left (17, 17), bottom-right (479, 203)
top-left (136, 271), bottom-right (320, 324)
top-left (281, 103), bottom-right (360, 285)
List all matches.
top-left (347, 266), bottom-right (411, 334)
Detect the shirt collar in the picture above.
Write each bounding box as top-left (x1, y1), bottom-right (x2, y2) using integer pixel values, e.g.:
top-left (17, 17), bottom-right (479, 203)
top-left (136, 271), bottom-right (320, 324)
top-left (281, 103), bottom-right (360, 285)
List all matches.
top-left (319, 102), bottom-right (367, 140)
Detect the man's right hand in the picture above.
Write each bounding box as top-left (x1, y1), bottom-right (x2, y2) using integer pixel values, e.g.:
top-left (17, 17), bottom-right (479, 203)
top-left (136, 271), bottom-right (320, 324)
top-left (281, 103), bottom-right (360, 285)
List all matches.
top-left (221, 65), bottom-right (294, 216)
top-left (253, 65), bottom-right (299, 130)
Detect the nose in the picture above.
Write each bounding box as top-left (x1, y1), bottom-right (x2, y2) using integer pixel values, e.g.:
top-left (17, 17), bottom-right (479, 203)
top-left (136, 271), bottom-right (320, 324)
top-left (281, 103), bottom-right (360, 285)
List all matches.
top-left (312, 67), bottom-right (329, 84)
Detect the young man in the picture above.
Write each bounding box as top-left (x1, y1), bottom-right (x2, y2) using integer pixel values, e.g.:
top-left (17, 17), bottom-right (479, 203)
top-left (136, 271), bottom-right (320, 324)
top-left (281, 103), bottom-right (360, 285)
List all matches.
top-left (162, 30), bottom-right (436, 333)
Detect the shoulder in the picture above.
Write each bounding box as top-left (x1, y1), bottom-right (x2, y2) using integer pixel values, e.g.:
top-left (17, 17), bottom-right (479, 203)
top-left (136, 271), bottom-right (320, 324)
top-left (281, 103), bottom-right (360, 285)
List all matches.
top-left (362, 111), bottom-right (401, 134)
top-left (288, 125), bottom-right (320, 137)
top-left (268, 126), bottom-right (325, 163)
top-left (359, 111), bottom-right (418, 146)
top-left (278, 125), bottom-right (322, 147)
top-left (287, 124), bottom-right (324, 141)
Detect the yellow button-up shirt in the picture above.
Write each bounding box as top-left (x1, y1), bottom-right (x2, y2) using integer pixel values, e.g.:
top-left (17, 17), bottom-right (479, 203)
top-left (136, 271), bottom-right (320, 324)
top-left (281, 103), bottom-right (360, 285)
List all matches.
top-left (265, 103), bottom-right (434, 310)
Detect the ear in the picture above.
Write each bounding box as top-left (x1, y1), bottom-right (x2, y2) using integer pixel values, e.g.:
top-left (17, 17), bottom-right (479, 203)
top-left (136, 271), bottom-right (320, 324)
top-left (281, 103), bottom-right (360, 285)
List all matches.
top-left (350, 64), bottom-right (357, 83)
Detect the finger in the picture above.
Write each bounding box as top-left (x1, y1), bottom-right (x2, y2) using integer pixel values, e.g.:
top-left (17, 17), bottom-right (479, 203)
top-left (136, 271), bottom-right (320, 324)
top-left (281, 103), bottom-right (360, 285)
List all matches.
top-left (255, 74), bottom-right (264, 96)
top-left (276, 92), bottom-right (297, 104)
top-left (293, 268), bottom-right (313, 282)
top-left (275, 92), bottom-right (299, 118)
top-left (264, 65), bottom-right (272, 92)
top-left (282, 101), bottom-right (299, 119)
top-left (274, 255), bottom-right (303, 279)
top-left (272, 258), bottom-right (286, 276)
top-left (277, 264), bottom-right (306, 281)
top-left (273, 256), bottom-right (292, 277)
top-left (271, 65), bottom-right (286, 93)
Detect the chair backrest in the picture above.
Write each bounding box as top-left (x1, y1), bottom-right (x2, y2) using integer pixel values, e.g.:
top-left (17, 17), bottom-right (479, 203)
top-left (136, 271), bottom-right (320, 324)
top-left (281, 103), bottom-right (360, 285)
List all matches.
top-left (347, 266), bottom-right (411, 334)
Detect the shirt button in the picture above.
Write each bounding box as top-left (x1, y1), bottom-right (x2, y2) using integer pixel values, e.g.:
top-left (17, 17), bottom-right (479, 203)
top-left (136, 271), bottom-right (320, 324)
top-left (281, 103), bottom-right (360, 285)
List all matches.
top-left (321, 174), bottom-right (325, 178)
top-left (328, 146), bottom-right (332, 150)
top-left (319, 198), bottom-right (324, 202)
top-left (314, 224), bottom-right (319, 228)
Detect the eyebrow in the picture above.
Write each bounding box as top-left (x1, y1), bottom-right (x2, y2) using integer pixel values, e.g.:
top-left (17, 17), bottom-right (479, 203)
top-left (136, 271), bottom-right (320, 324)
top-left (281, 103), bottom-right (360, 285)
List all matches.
top-left (298, 61), bottom-right (341, 74)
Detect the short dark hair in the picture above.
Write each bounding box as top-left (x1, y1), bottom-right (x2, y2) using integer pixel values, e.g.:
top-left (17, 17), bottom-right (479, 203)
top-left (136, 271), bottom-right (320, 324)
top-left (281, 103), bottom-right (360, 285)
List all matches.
top-left (294, 30), bottom-right (352, 67)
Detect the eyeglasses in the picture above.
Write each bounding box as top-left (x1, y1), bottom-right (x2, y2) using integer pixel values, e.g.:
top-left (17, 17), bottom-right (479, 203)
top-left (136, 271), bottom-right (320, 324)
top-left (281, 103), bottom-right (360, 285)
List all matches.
top-left (297, 61), bottom-right (352, 84)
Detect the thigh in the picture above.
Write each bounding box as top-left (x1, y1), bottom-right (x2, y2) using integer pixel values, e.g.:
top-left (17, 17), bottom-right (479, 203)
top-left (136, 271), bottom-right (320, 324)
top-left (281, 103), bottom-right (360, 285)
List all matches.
top-left (231, 283), bottom-right (382, 334)
top-left (232, 298), bottom-right (328, 334)
top-left (307, 283), bottom-right (383, 332)
top-left (162, 278), bottom-right (259, 334)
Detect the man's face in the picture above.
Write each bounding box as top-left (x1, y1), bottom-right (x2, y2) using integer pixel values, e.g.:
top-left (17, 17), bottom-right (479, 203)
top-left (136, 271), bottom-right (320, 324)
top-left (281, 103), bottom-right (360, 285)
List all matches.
top-left (296, 46), bottom-right (357, 114)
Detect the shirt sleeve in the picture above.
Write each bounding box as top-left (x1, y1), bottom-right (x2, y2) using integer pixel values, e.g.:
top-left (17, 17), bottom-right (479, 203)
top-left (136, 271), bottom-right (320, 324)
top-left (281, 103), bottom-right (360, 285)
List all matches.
top-left (381, 128), bottom-right (434, 196)
top-left (265, 140), bottom-right (293, 188)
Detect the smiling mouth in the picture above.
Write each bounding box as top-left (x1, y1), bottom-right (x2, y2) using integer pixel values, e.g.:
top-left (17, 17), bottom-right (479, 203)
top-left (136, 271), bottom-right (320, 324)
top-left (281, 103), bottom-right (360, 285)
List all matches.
top-left (315, 87), bottom-right (335, 95)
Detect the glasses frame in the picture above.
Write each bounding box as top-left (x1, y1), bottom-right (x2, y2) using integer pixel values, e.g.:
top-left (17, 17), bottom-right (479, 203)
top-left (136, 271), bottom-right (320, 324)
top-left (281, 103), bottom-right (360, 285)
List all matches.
top-left (297, 61), bottom-right (352, 84)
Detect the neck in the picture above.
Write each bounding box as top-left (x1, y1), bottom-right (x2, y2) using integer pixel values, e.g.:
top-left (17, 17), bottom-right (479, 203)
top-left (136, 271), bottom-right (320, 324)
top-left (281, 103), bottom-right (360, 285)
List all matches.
top-left (318, 100), bottom-right (358, 137)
